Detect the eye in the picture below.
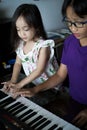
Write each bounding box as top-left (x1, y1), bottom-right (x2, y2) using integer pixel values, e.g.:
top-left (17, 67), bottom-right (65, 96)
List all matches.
top-left (75, 22), bottom-right (83, 27)
top-left (16, 27), bottom-right (20, 32)
top-left (23, 27), bottom-right (30, 31)
top-left (16, 29), bottom-right (20, 32)
top-left (76, 22), bottom-right (82, 25)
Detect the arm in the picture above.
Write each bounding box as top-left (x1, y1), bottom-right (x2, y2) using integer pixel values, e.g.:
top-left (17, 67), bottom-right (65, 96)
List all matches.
top-left (2, 56), bottom-right (22, 92)
top-left (17, 46), bottom-right (50, 87)
top-left (33, 63), bottom-right (68, 93)
top-left (72, 109), bottom-right (87, 129)
top-left (10, 56), bottom-right (22, 83)
top-left (15, 63), bottom-right (68, 97)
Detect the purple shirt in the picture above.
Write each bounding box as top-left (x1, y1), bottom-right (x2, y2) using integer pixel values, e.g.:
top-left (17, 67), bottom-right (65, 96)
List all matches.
top-left (61, 34), bottom-right (87, 104)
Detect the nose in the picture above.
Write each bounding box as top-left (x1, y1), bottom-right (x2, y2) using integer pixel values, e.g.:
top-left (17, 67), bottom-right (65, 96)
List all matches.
top-left (69, 24), bottom-right (78, 32)
top-left (19, 30), bottom-right (25, 37)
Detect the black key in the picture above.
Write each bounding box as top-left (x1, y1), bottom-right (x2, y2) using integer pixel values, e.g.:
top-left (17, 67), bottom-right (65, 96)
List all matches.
top-left (0, 96), bottom-right (15, 104)
top-left (8, 103), bottom-right (23, 113)
top-left (48, 124), bottom-right (58, 130)
top-left (18, 109), bottom-right (33, 120)
top-left (12, 105), bottom-right (27, 116)
top-left (5, 102), bottom-right (20, 111)
top-left (57, 127), bottom-right (63, 130)
top-left (28, 115), bottom-right (43, 126)
top-left (0, 91), bottom-right (8, 99)
top-left (32, 117), bottom-right (47, 129)
top-left (36, 120), bottom-right (51, 130)
top-left (21, 112), bottom-right (37, 122)
top-left (0, 97), bottom-right (15, 107)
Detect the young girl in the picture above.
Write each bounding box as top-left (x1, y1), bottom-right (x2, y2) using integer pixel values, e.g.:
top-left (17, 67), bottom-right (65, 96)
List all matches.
top-left (2, 4), bottom-right (58, 96)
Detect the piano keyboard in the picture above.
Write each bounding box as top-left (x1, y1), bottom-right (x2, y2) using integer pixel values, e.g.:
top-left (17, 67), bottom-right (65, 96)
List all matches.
top-left (0, 90), bottom-right (80, 130)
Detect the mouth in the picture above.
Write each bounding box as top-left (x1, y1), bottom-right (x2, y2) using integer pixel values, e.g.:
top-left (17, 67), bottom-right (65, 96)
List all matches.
top-left (22, 37), bottom-right (27, 40)
top-left (73, 33), bottom-right (80, 38)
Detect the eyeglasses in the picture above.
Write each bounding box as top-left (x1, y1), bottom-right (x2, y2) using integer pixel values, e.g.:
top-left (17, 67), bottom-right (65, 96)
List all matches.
top-left (63, 17), bottom-right (87, 28)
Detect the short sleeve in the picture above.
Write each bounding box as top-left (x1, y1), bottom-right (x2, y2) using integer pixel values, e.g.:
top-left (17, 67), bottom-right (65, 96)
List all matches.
top-left (61, 34), bottom-right (74, 65)
top-left (42, 39), bottom-right (55, 60)
top-left (15, 41), bottom-right (23, 59)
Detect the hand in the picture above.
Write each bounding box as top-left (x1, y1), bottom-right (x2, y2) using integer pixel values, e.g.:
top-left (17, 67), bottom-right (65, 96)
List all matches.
top-left (10, 83), bottom-right (22, 93)
top-left (1, 81), bottom-right (21, 95)
top-left (9, 83), bottom-right (23, 98)
top-left (14, 88), bottom-right (36, 98)
top-left (72, 109), bottom-right (87, 129)
top-left (1, 81), bottom-right (14, 93)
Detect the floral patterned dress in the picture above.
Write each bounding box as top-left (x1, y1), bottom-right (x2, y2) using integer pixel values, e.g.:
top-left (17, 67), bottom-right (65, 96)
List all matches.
top-left (16, 39), bottom-right (58, 85)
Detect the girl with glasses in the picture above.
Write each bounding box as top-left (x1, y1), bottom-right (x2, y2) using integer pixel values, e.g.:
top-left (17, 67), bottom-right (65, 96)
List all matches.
top-left (23, 0), bottom-right (87, 129)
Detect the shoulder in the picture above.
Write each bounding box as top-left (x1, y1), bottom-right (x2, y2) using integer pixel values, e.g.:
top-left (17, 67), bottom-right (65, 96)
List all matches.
top-left (41, 39), bottom-right (55, 47)
top-left (63, 34), bottom-right (79, 53)
top-left (16, 41), bottom-right (23, 53)
top-left (64, 34), bottom-right (77, 43)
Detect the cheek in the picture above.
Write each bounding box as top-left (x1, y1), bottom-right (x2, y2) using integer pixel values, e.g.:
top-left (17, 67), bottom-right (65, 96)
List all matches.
top-left (27, 32), bottom-right (32, 38)
top-left (17, 32), bottom-right (21, 37)
top-left (81, 28), bottom-right (87, 36)
top-left (29, 31), bottom-right (35, 38)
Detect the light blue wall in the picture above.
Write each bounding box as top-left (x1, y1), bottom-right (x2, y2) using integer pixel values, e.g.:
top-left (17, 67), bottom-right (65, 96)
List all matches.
top-left (0, 0), bottom-right (64, 31)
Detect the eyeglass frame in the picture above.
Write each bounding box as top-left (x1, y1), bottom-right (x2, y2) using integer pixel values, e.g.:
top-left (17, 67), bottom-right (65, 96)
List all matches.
top-left (62, 16), bottom-right (87, 28)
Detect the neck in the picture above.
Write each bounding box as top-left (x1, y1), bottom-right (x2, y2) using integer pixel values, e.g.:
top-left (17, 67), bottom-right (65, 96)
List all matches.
top-left (80, 38), bottom-right (87, 46)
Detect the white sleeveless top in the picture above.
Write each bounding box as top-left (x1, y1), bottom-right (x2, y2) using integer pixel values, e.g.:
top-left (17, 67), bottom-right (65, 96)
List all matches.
top-left (16, 39), bottom-right (58, 85)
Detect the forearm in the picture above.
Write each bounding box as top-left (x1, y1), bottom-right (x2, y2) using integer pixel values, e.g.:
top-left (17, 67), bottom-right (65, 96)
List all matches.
top-left (11, 63), bottom-right (21, 83)
top-left (19, 69), bottom-right (42, 87)
top-left (34, 72), bottom-right (65, 94)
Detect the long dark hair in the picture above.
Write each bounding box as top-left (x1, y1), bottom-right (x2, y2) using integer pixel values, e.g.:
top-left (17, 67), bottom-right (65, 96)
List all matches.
top-left (11, 4), bottom-right (47, 51)
top-left (62, 0), bottom-right (87, 18)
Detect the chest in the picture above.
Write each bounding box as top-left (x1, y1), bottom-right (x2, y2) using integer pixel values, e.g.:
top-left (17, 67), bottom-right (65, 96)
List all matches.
top-left (23, 42), bottom-right (35, 55)
top-left (66, 43), bottom-right (87, 69)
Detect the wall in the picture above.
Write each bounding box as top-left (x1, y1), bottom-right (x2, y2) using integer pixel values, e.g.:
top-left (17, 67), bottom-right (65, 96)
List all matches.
top-left (0, 0), bottom-right (64, 31)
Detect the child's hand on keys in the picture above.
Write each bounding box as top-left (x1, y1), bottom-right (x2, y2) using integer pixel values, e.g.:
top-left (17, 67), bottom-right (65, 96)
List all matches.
top-left (1, 81), bottom-right (13, 93)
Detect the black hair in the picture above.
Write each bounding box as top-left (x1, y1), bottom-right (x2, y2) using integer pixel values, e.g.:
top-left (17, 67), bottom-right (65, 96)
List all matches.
top-left (62, 0), bottom-right (87, 18)
top-left (11, 4), bottom-right (47, 51)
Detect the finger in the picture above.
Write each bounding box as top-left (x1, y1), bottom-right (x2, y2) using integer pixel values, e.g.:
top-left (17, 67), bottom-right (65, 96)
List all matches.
top-left (73, 116), bottom-right (87, 127)
top-left (2, 84), bottom-right (9, 92)
top-left (74, 118), bottom-right (84, 126)
top-left (2, 82), bottom-right (7, 89)
top-left (11, 91), bottom-right (20, 99)
top-left (12, 94), bottom-right (19, 99)
top-left (16, 91), bottom-right (28, 95)
top-left (10, 88), bottom-right (19, 94)
top-left (72, 114), bottom-right (81, 123)
top-left (10, 88), bottom-right (15, 93)
top-left (20, 90), bottom-right (31, 95)
top-left (21, 93), bottom-right (33, 97)
top-left (22, 91), bottom-right (34, 97)
top-left (17, 90), bottom-right (33, 97)
top-left (9, 84), bottom-right (15, 88)
top-left (1, 82), bottom-right (7, 85)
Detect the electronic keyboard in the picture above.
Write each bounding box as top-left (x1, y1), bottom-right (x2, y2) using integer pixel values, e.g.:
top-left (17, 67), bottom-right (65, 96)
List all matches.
top-left (0, 90), bottom-right (80, 130)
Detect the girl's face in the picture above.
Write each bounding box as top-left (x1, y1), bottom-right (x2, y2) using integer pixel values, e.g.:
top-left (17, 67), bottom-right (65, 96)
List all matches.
top-left (66, 6), bottom-right (87, 41)
top-left (16, 16), bottom-right (36, 42)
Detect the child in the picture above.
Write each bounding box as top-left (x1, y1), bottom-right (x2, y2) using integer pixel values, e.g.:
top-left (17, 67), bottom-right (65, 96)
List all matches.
top-left (22, 0), bottom-right (87, 129)
top-left (2, 4), bottom-right (58, 96)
